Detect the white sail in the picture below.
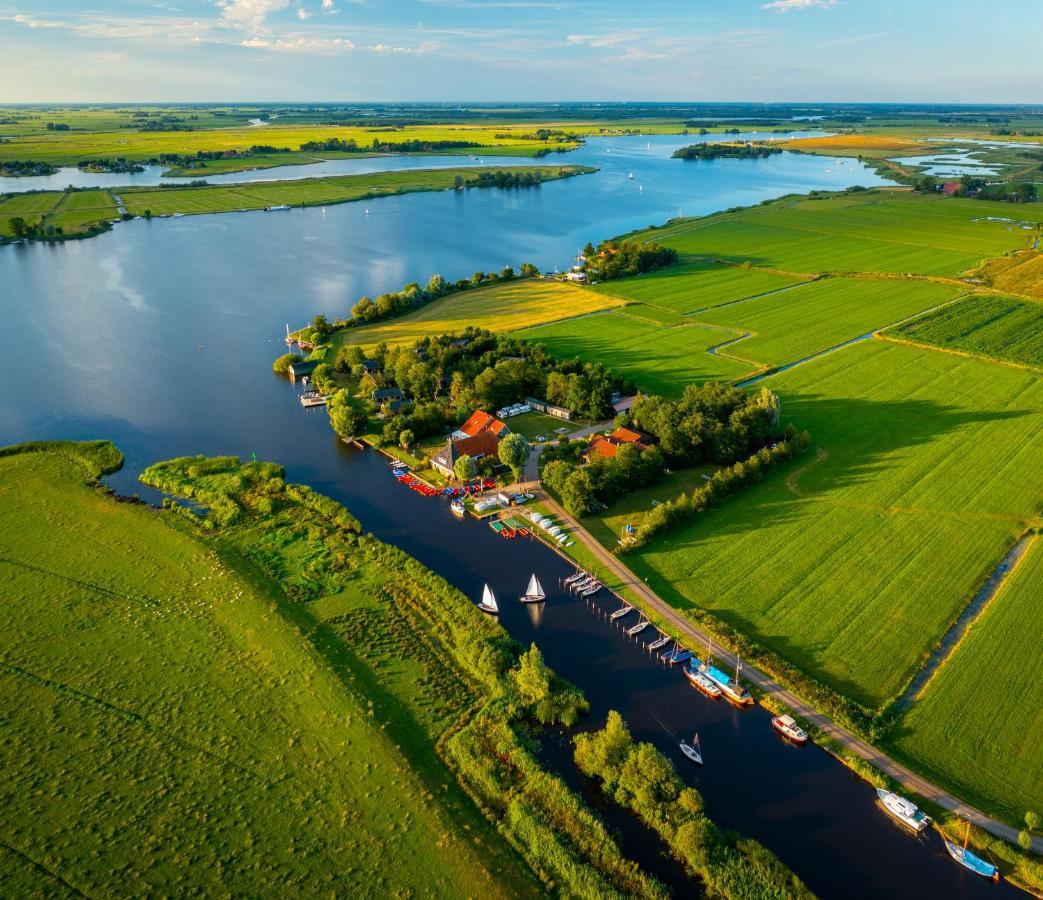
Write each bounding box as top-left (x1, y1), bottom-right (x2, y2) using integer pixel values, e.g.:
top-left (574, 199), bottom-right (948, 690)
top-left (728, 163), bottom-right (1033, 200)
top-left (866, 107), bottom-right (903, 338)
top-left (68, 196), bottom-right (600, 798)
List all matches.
top-left (481, 584), bottom-right (498, 613)
top-left (525, 573), bottom-right (545, 600)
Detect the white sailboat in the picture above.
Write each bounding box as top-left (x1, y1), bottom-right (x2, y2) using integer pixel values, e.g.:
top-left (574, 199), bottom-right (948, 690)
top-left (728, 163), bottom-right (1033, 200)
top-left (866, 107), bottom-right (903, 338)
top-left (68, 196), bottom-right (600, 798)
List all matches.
top-left (477, 583), bottom-right (499, 615)
top-left (520, 573), bottom-right (546, 604)
top-left (680, 732), bottom-right (703, 765)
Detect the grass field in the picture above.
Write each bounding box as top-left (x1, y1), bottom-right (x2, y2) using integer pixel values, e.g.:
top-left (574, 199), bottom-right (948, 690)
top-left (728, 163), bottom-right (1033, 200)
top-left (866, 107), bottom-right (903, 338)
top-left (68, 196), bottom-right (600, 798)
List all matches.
top-left (119, 165), bottom-right (587, 218)
top-left (976, 249), bottom-right (1043, 301)
top-left (506, 411), bottom-right (580, 440)
top-left (889, 293), bottom-right (1043, 369)
top-left (621, 340), bottom-right (1043, 708)
top-left (638, 192), bottom-right (1043, 278)
top-left (0, 445), bottom-right (533, 896)
top-left (589, 258), bottom-right (808, 314)
top-left (890, 536), bottom-right (1043, 822)
top-left (691, 277), bottom-right (964, 367)
top-left (0, 189), bottom-right (117, 237)
top-left (331, 279), bottom-right (624, 353)
top-left (520, 310), bottom-right (754, 397)
top-left (781, 134), bottom-right (934, 157)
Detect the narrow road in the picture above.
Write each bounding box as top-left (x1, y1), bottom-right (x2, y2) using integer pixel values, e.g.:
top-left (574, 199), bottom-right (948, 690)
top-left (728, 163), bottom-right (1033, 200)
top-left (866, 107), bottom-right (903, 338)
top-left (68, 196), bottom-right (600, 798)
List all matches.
top-left (521, 440), bottom-right (1042, 854)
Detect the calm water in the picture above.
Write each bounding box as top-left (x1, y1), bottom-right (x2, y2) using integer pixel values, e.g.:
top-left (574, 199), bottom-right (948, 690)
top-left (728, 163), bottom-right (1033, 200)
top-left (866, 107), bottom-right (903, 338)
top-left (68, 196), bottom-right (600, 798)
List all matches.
top-left (2, 134), bottom-right (1010, 897)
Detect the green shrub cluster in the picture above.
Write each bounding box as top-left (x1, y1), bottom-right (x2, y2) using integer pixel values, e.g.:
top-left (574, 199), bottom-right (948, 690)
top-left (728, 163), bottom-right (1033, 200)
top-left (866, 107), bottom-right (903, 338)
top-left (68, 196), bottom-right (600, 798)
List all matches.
top-left (574, 712), bottom-right (813, 899)
top-left (0, 439), bottom-right (124, 482)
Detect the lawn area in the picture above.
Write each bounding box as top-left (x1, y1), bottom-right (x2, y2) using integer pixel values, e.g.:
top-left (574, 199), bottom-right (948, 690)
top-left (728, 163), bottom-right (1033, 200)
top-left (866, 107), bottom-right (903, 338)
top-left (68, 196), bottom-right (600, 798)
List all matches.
top-left (0, 191), bottom-right (64, 235)
top-left (589, 258), bottom-right (808, 314)
top-left (507, 411), bottom-right (580, 441)
top-left (0, 444), bottom-right (532, 896)
top-left (519, 310), bottom-right (754, 397)
top-left (638, 191), bottom-right (1043, 277)
top-left (619, 340), bottom-right (1043, 708)
top-left (1, 189), bottom-right (118, 237)
top-left (331, 278), bottom-right (623, 352)
top-left (888, 292), bottom-right (1043, 369)
top-left (120, 165), bottom-right (588, 218)
top-left (690, 276), bottom-right (964, 368)
top-left (890, 535), bottom-right (1043, 823)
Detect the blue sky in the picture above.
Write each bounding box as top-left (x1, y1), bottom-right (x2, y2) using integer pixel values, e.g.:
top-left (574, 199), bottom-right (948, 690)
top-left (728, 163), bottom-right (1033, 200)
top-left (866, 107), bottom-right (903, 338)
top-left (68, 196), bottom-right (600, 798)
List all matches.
top-left (1, 0), bottom-right (1038, 103)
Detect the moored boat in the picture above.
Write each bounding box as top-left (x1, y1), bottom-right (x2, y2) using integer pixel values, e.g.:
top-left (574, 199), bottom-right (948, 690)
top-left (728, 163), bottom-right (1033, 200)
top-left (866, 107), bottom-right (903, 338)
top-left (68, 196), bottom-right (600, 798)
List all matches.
top-left (299, 390), bottom-right (326, 408)
top-left (876, 789), bottom-right (930, 833)
top-left (771, 714), bottom-right (808, 745)
top-left (684, 664), bottom-right (722, 697)
top-left (701, 660), bottom-right (753, 705)
top-left (626, 618), bottom-right (649, 636)
top-left (520, 573), bottom-right (547, 604)
top-left (564, 570), bottom-right (586, 586)
top-left (648, 633), bottom-right (671, 651)
top-left (610, 604), bottom-right (634, 620)
top-left (943, 821), bottom-right (999, 880)
top-left (680, 733), bottom-right (703, 765)
top-left (667, 649), bottom-right (693, 666)
top-left (580, 582), bottom-right (602, 597)
top-left (450, 499), bottom-right (466, 517)
top-left (477, 583), bottom-right (499, 615)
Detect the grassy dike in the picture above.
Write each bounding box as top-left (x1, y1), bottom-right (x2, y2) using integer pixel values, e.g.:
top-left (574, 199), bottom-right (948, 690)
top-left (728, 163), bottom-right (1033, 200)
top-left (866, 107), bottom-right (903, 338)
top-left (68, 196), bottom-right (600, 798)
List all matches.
top-left (0, 164), bottom-right (593, 243)
top-left (0, 441), bottom-right (656, 897)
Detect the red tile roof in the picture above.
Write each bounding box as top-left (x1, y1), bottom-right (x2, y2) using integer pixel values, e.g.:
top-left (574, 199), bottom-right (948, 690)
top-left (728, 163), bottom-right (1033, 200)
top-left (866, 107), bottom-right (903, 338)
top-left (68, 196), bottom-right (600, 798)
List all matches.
top-left (587, 437), bottom-right (620, 459)
top-left (454, 431), bottom-right (501, 460)
top-left (459, 409), bottom-right (509, 438)
top-left (942, 182), bottom-right (962, 197)
top-left (609, 427), bottom-right (645, 444)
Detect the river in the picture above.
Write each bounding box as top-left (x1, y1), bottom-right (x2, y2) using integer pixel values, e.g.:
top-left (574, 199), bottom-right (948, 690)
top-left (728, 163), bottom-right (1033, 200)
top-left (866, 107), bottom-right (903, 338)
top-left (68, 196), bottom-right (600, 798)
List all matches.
top-left (0, 133), bottom-right (1015, 897)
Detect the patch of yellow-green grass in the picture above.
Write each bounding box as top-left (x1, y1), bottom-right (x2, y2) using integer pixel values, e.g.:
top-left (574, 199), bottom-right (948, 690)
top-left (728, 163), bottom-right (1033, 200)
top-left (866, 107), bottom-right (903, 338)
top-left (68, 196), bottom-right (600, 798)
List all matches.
top-left (0, 191), bottom-right (64, 234)
top-left (333, 278), bottom-right (625, 352)
top-left (975, 249), bottom-right (1043, 301)
top-left (507, 412), bottom-right (581, 440)
top-left (45, 190), bottom-right (119, 234)
top-left (0, 444), bottom-right (530, 896)
top-left (890, 535), bottom-right (1043, 824)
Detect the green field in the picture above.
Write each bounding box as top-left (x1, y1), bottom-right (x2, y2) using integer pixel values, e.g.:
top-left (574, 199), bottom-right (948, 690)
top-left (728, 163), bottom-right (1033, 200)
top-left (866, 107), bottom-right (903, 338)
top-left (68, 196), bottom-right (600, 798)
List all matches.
top-left (520, 310), bottom-right (753, 397)
top-left (636, 192), bottom-right (1043, 277)
top-left (0, 445), bottom-right (534, 896)
top-left (591, 258), bottom-right (808, 313)
top-left (330, 279), bottom-right (624, 353)
top-left (506, 411), bottom-right (580, 440)
top-left (622, 340), bottom-right (1043, 708)
top-left (890, 536), bottom-right (1043, 821)
top-left (120, 165), bottom-right (587, 218)
top-left (0, 189), bottom-right (117, 237)
top-left (691, 277), bottom-right (964, 367)
top-left (889, 292), bottom-right (1043, 369)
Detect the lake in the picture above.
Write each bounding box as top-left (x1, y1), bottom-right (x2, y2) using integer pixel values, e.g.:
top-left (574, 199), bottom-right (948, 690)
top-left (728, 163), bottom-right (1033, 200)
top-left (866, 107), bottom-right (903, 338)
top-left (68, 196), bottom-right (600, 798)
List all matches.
top-left (3, 133), bottom-right (1010, 897)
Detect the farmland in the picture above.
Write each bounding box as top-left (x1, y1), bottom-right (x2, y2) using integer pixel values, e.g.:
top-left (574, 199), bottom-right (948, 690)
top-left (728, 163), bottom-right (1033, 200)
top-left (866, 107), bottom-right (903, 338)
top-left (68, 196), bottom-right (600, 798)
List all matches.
top-left (0, 443), bottom-right (538, 896)
top-left (691, 277), bottom-right (964, 368)
top-left (890, 536), bottom-right (1043, 822)
top-left (520, 310), bottom-right (753, 396)
top-left (637, 191), bottom-right (1043, 277)
top-left (976, 248), bottom-right (1043, 300)
top-left (0, 189), bottom-right (118, 237)
top-left (120, 165), bottom-right (589, 218)
top-left (888, 292), bottom-right (1043, 369)
top-left (329, 279), bottom-right (624, 353)
top-left (620, 340), bottom-right (1043, 708)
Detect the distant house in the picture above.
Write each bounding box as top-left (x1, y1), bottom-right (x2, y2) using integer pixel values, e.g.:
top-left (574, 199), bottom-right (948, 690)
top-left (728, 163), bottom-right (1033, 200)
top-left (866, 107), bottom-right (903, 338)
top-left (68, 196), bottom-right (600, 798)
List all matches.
top-left (449, 339), bottom-right (470, 350)
top-left (372, 387), bottom-right (404, 403)
top-left (452, 409), bottom-right (510, 442)
top-left (360, 358), bottom-right (382, 375)
top-left (430, 431), bottom-right (501, 478)
top-left (526, 397), bottom-right (573, 421)
top-left (585, 427), bottom-right (651, 460)
top-left (565, 271), bottom-right (588, 283)
top-left (612, 395), bottom-right (638, 415)
top-left (942, 182), bottom-right (963, 197)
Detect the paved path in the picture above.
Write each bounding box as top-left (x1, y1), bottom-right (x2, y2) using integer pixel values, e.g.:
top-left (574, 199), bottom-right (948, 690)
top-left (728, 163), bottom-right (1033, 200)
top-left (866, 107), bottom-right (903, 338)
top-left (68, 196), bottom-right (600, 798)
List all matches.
top-left (520, 441), bottom-right (1042, 854)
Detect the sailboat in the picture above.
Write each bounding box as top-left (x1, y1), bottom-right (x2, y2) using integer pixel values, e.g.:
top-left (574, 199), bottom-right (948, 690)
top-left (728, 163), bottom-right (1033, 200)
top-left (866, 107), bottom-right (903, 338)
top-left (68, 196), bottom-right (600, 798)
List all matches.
top-left (477, 583), bottom-right (499, 615)
top-left (943, 819), bottom-right (999, 880)
top-left (627, 171), bottom-right (634, 180)
top-left (680, 732), bottom-right (703, 765)
top-left (520, 573), bottom-right (546, 604)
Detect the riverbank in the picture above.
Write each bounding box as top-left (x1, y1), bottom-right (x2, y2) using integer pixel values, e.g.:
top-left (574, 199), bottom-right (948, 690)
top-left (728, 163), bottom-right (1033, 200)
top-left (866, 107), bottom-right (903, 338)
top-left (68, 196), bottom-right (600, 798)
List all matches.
top-left (0, 164), bottom-right (593, 244)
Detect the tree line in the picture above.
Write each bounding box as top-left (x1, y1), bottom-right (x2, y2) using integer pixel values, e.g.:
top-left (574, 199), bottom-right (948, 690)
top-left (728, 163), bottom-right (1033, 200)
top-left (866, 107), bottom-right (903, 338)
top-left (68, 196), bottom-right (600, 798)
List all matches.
top-left (672, 142), bottom-right (783, 160)
top-left (581, 239), bottom-right (678, 281)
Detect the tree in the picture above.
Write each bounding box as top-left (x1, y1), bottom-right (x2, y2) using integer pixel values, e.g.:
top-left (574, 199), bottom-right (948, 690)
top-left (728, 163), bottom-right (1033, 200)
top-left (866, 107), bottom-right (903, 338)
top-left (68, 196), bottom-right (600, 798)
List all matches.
top-left (426, 273), bottom-right (447, 297)
top-left (511, 643), bottom-right (551, 706)
top-left (7, 216), bottom-right (28, 239)
top-left (520, 262), bottom-right (539, 277)
top-left (272, 352), bottom-right (302, 375)
top-left (574, 710), bottom-right (633, 786)
top-left (561, 468), bottom-right (594, 517)
top-left (498, 432), bottom-right (531, 481)
top-left (328, 396), bottom-right (369, 440)
top-left (399, 429), bottom-right (414, 451)
top-left (454, 453), bottom-right (477, 483)
top-left (1027, 811), bottom-right (1041, 832)
top-left (1019, 830), bottom-right (1032, 851)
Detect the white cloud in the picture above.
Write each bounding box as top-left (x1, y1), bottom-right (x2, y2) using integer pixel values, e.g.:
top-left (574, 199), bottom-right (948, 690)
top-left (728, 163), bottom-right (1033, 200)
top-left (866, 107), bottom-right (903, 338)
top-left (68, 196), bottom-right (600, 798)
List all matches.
top-left (321, 0), bottom-right (335, 8)
top-left (297, 6), bottom-right (310, 19)
top-left (217, 0), bottom-right (290, 30)
top-left (762, 0), bottom-right (837, 11)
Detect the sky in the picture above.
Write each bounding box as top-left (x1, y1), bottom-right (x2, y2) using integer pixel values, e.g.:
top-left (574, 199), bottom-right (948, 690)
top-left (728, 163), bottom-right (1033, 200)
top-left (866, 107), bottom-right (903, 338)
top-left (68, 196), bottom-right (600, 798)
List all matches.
top-left (0, 0), bottom-right (1039, 103)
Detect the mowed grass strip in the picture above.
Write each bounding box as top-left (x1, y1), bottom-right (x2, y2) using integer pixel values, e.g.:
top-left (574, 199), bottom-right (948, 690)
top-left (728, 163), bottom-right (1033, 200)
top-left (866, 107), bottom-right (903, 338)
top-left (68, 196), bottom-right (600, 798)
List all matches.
top-left (889, 292), bottom-right (1043, 369)
top-left (519, 310), bottom-right (754, 397)
top-left (641, 192), bottom-right (1043, 277)
top-left (589, 258), bottom-right (807, 314)
top-left (690, 277), bottom-right (964, 367)
top-left (890, 536), bottom-right (1043, 822)
top-left (0, 191), bottom-right (64, 235)
top-left (119, 165), bottom-right (585, 217)
top-left (333, 278), bottom-right (624, 351)
top-left (621, 340), bottom-right (1043, 707)
top-left (0, 449), bottom-right (522, 897)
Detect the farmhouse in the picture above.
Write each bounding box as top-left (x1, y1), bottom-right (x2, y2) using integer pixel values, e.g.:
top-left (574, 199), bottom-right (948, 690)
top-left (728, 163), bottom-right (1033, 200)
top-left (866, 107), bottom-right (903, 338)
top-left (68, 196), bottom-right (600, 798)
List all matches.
top-left (585, 427), bottom-right (650, 460)
top-left (288, 358), bottom-right (319, 380)
top-left (941, 182), bottom-right (963, 197)
top-left (431, 410), bottom-right (511, 478)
